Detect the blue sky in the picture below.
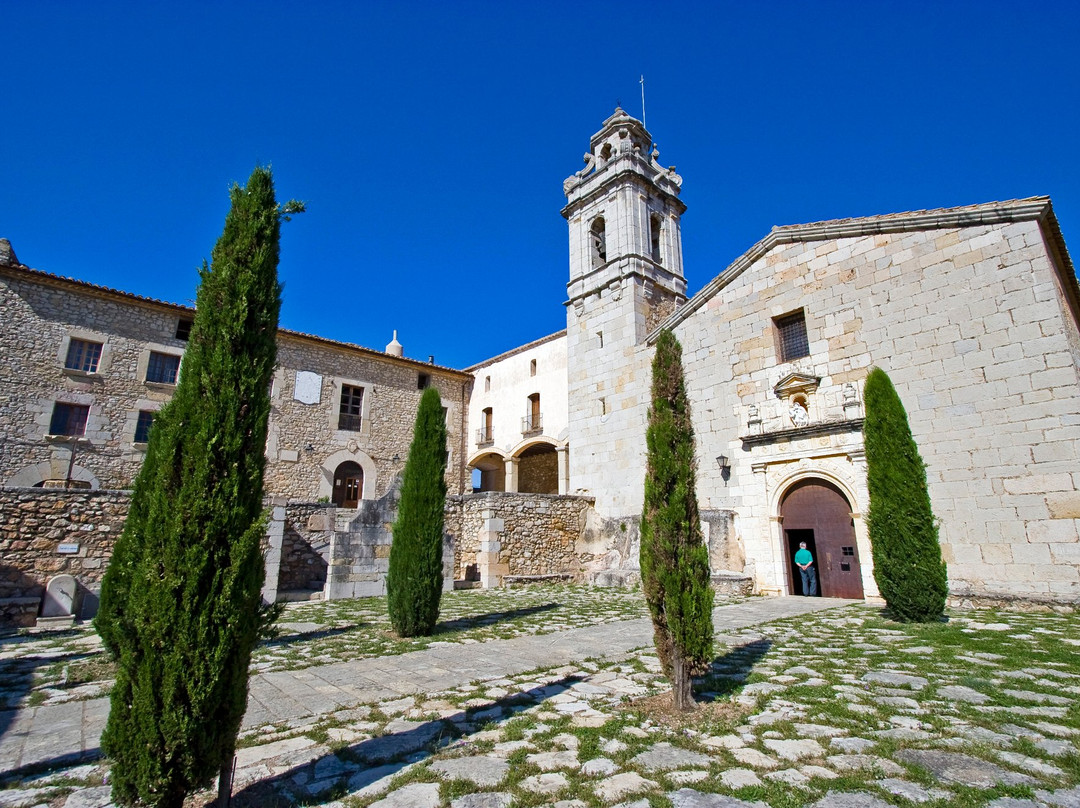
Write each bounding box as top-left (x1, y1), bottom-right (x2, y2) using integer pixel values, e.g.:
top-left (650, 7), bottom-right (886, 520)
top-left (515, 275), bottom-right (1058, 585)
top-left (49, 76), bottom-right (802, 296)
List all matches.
top-left (4, 1), bottom-right (1079, 369)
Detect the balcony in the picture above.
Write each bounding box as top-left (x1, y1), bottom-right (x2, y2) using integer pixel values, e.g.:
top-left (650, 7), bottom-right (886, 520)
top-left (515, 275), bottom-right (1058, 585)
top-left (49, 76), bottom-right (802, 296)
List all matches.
top-left (338, 413), bottom-right (363, 432)
top-left (476, 426), bottom-right (494, 446)
top-left (521, 413), bottom-right (543, 436)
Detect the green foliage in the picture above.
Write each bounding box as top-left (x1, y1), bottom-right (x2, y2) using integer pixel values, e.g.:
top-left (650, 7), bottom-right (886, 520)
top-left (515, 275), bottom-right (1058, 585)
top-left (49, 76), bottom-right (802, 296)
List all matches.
top-left (94, 167), bottom-right (299, 807)
top-left (387, 386), bottom-right (449, 637)
top-left (864, 367), bottom-right (948, 622)
top-left (640, 330), bottom-right (714, 702)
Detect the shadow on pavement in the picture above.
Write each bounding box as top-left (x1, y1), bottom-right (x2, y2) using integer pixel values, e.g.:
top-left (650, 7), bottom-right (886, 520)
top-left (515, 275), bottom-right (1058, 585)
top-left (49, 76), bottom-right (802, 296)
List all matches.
top-left (697, 638), bottom-right (773, 700)
top-left (259, 623), bottom-right (368, 649)
top-left (434, 602), bottom-right (559, 634)
top-left (229, 673), bottom-right (583, 807)
top-left (0, 643), bottom-right (100, 741)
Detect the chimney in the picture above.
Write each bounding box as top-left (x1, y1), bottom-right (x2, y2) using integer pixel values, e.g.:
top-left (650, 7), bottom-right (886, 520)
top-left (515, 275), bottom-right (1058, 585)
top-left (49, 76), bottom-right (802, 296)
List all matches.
top-left (385, 330), bottom-right (403, 357)
top-left (0, 239), bottom-right (18, 267)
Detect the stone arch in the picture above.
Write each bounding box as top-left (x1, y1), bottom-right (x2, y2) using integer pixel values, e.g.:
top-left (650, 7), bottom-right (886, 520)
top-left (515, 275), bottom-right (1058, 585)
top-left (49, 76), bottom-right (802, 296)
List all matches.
top-left (512, 437), bottom-right (561, 495)
top-left (467, 449), bottom-right (507, 493)
top-left (318, 449), bottom-right (376, 502)
top-left (5, 460), bottom-right (101, 490)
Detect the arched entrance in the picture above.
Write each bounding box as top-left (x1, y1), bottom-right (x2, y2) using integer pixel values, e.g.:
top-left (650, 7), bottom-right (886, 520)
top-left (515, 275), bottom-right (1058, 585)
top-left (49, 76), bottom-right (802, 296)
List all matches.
top-left (332, 461), bottom-right (363, 508)
top-left (517, 442), bottom-right (558, 494)
top-left (470, 451), bottom-right (506, 492)
top-left (780, 478), bottom-right (863, 599)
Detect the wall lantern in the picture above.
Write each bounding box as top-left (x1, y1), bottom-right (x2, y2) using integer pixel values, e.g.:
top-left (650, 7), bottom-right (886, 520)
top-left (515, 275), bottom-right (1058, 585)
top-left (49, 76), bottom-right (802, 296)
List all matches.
top-left (304, 443), bottom-right (315, 452)
top-left (716, 454), bottom-right (730, 472)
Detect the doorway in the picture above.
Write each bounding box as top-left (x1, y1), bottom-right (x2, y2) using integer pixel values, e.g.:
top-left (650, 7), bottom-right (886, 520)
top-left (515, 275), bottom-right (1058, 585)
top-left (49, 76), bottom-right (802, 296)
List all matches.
top-left (332, 461), bottom-right (363, 508)
top-left (780, 479), bottom-right (863, 599)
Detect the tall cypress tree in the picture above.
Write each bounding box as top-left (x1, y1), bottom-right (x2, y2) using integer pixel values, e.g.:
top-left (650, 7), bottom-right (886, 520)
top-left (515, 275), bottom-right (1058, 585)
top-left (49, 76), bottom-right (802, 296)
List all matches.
top-left (387, 385), bottom-right (449, 637)
top-left (864, 367), bottom-right (948, 622)
top-left (95, 167), bottom-right (301, 808)
top-left (640, 329), bottom-right (714, 711)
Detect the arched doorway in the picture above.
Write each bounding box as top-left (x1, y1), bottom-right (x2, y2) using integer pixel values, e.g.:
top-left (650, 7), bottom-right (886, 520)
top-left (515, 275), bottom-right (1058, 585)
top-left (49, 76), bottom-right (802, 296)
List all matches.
top-left (780, 478), bottom-right (863, 599)
top-left (517, 442), bottom-right (558, 494)
top-left (470, 452), bottom-right (506, 492)
top-left (332, 461), bottom-right (363, 508)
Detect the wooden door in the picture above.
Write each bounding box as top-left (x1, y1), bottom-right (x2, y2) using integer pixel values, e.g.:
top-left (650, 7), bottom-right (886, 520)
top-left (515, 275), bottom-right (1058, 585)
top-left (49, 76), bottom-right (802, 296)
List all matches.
top-left (333, 462), bottom-right (363, 509)
top-left (780, 479), bottom-right (863, 599)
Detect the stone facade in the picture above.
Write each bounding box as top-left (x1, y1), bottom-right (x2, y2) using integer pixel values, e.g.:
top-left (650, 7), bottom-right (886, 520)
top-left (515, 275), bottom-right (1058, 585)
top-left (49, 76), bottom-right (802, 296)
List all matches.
top-left (0, 488), bottom-right (129, 626)
top-left (458, 493), bottom-right (594, 584)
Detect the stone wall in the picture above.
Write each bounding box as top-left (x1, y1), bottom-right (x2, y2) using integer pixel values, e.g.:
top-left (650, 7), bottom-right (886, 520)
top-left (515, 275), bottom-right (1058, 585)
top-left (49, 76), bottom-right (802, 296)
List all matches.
top-left (0, 488), bottom-right (129, 627)
top-left (278, 502), bottom-right (334, 593)
top-left (459, 493), bottom-right (595, 583)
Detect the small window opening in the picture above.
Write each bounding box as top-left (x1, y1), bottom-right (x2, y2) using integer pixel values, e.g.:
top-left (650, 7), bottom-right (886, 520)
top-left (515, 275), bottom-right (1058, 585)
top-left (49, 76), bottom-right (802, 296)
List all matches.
top-left (478, 407), bottom-right (493, 444)
top-left (599, 397), bottom-right (607, 417)
top-left (134, 410), bottom-right (155, 443)
top-left (597, 331), bottom-right (604, 348)
top-left (590, 217), bottom-right (607, 268)
top-left (418, 372), bottom-right (430, 390)
top-left (146, 352), bottom-right (181, 385)
top-left (175, 318), bottom-right (194, 341)
top-left (49, 403), bottom-right (89, 437)
top-left (524, 393), bottom-right (541, 433)
top-left (600, 143), bottom-right (613, 161)
top-left (649, 213), bottom-right (662, 263)
top-left (338, 384), bottom-right (364, 431)
top-left (529, 359), bottom-right (537, 377)
top-left (65, 339), bottom-right (103, 373)
top-left (775, 310), bottom-right (810, 363)
top-left (484, 375), bottom-right (491, 392)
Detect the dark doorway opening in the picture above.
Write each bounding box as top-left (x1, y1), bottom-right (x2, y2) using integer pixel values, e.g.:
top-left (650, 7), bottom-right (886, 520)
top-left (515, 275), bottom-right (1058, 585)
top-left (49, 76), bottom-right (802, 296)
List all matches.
top-left (785, 528), bottom-right (818, 596)
top-left (332, 461), bottom-right (363, 508)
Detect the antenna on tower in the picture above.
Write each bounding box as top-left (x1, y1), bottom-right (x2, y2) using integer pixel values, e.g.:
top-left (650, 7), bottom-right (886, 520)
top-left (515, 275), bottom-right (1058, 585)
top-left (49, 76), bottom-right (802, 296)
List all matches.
top-left (640, 75), bottom-right (646, 129)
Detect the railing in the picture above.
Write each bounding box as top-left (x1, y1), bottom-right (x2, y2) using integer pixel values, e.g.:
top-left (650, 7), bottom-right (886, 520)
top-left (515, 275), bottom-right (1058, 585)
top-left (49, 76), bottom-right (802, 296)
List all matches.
top-left (338, 413), bottom-right (363, 432)
top-left (521, 413), bottom-right (543, 434)
top-left (476, 426), bottom-right (494, 445)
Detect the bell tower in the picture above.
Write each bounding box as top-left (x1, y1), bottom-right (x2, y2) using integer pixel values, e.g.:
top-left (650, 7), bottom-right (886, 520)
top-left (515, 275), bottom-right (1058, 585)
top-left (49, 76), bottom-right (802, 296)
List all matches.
top-left (562, 108), bottom-right (688, 517)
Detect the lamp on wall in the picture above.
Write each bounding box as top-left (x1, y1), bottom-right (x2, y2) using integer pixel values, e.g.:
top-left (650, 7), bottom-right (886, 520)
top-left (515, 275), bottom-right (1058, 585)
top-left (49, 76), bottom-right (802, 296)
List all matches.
top-left (304, 443), bottom-right (315, 453)
top-left (716, 454), bottom-right (729, 472)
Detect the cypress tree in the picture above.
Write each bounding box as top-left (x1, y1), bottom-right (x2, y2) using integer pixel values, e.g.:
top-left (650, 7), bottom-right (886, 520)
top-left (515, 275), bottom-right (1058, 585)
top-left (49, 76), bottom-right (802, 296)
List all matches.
top-left (864, 367), bottom-right (948, 622)
top-left (387, 385), bottom-right (449, 637)
top-left (95, 167), bottom-right (301, 808)
top-left (640, 329), bottom-right (714, 711)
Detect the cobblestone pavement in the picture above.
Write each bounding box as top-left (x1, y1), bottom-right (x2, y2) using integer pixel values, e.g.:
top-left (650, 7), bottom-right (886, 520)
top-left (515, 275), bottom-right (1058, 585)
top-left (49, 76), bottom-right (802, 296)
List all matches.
top-left (2, 597), bottom-right (1079, 808)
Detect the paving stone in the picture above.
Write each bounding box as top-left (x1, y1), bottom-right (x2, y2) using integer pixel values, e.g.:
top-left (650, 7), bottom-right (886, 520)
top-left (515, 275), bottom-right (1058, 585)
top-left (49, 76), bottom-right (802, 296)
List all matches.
top-left (872, 727), bottom-right (935, 741)
top-left (551, 802), bottom-right (588, 808)
top-left (793, 723), bottom-right (846, 738)
top-left (829, 736), bottom-right (876, 753)
top-left (1003, 689), bottom-right (1074, 705)
top-left (0, 789), bottom-right (58, 808)
top-left (354, 721), bottom-right (444, 763)
top-left (602, 738), bottom-right (629, 754)
top-left (862, 671), bottom-right (928, 690)
top-left (527, 750), bottom-right (579, 770)
top-left (429, 755), bottom-right (510, 786)
top-left (666, 770), bottom-right (709, 784)
top-left (345, 763), bottom-right (413, 799)
top-left (610, 801), bottom-right (651, 808)
top-left (877, 696), bottom-right (921, 710)
top-left (595, 772), bottom-right (657, 803)
top-left (582, 756), bottom-right (620, 776)
top-left (996, 751), bottom-right (1066, 778)
top-left (631, 742), bottom-right (713, 771)
top-left (1033, 721), bottom-right (1079, 737)
top-left (234, 735), bottom-right (314, 767)
top-left (799, 765), bottom-right (838, 780)
top-left (762, 738), bottom-right (824, 761)
top-left (701, 733), bottom-right (744, 749)
top-left (1035, 785), bottom-right (1080, 807)
top-left (449, 794), bottom-right (512, 808)
top-left (987, 799), bottom-right (1042, 808)
top-left (937, 685), bottom-right (991, 703)
top-left (668, 790), bottom-right (769, 808)
top-left (730, 747), bottom-right (780, 769)
top-left (806, 792), bottom-right (894, 808)
top-left (1033, 738), bottom-right (1074, 757)
top-left (519, 772), bottom-right (569, 795)
top-left (59, 788), bottom-right (114, 808)
top-left (719, 768), bottom-right (762, 788)
top-left (876, 778), bottom-right (942, 803)
top-left (368, 782), bottom-right (441, 808)
top-left (826, 754), bottom-right (904, 776)
top-left (764, 767), bottom-right (809, 787)
top-left (895, 749), bottom-right (1034, 788)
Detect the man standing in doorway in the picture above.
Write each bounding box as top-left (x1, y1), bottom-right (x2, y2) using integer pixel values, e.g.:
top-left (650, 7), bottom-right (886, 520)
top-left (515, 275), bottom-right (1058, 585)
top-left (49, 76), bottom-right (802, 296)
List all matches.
top-left (795, 541), bottom-right (818, 596)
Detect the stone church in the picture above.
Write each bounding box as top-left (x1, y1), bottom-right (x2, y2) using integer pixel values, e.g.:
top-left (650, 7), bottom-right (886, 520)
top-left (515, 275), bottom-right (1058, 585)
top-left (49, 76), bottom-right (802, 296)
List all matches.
top-left (2, 108), bottom-right (1079, 624)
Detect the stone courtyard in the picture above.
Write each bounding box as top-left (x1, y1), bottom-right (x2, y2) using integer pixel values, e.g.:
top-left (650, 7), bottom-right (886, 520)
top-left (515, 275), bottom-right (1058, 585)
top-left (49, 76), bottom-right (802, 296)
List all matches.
top-left (0, 587), bottom-right (1078, 807)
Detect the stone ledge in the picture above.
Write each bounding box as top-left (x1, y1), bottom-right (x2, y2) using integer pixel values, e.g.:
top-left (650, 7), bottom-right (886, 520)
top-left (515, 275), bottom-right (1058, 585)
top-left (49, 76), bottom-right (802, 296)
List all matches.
top-left (741, 418), bottom-right (864, 446)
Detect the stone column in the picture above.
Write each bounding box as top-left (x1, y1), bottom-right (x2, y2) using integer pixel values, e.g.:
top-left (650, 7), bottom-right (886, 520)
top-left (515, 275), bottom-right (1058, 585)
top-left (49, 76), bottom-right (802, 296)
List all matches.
top-left (556, 446), bottom-right (570, 495)
top-left (477, 507), bottom-right (508, 588)
top-left (504, 456), bottom-right (520, 493)
top-left (261, 498), bottom-right (287, 605)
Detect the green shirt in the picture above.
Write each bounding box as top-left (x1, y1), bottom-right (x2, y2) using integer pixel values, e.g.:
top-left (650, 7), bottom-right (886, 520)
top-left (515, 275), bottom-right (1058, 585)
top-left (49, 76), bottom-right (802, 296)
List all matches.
top-left (794, 548), bottom-right (813, 566)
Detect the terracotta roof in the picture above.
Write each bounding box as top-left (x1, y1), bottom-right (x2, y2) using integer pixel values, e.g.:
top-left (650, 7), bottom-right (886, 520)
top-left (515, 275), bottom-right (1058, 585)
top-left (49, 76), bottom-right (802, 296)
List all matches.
top-left (465, 330), bottom-right (567, 372)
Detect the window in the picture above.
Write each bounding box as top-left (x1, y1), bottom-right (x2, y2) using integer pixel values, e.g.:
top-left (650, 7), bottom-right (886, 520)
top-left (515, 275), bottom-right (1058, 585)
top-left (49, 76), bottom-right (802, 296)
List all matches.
top-left (523, 393), bottom-right (541, 433)
top-left (65, 339), bottom-right (103, 373)
top-left (775, 311), bottom-right (809, 363)
top-left (146, 351), bottom-right (181, 384)
top-left (134, 410), bottom-right (154, 443)
top-left (478, 407), bottom-right (493, 444)
top-left (418, 373), bottom-right (430, 390)
top-left (597, 331), bottom-right (604, 348)
top-left (590, 217), bottom-right (607, 267)
top-left (338, 384), bottom-right (364, 431)
top-left (484, 375), bottom-right (491, 392)
top-left (529, 359), bottom-right (537, 377)
top-left (175, 318), bottom-right (194, 341)
top-left (49, 403), bottom-right (89, 436)
top-left (649, 213), bottom-right (662, 263)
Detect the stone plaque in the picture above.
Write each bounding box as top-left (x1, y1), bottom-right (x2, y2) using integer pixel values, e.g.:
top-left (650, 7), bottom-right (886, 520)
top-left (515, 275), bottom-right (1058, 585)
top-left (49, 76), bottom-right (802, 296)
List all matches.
top-left (41, 574), bottom-right (78, 617)
top-left (57, 543), bottom-right (80, 554)
top-left (294, 371), bottom-right (322, 405)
